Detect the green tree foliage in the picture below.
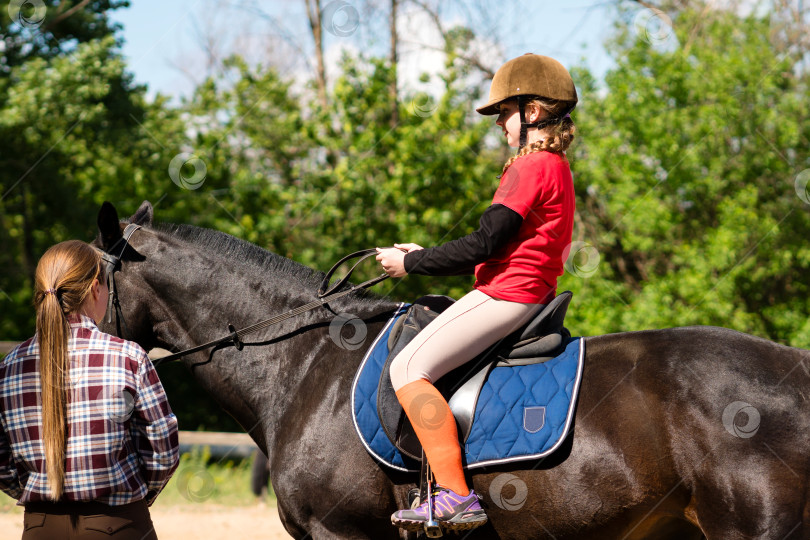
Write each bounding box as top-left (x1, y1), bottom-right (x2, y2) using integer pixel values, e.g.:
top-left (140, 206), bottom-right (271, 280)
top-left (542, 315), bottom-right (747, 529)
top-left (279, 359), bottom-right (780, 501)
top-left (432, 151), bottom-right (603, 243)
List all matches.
top-left (180, 52), bottom-right (502, 302)
top-left (561, 6), bottom-right (810, 346)
top-left (0, 2), bottom-right (233, 431)
top-left (0, 44), bottom-right (190, 337)
top-left (0, 0), bottom-right (128, 68)
top-left (0, 3), bottom-right (195, 338)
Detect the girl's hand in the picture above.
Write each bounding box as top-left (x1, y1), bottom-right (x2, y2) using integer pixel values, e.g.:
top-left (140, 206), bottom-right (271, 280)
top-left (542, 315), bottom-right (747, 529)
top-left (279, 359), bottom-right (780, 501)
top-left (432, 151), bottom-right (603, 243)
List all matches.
top-left (394, 243), bottom-right (423, 253)
top-left (376, 246), bottom-right (409, 278)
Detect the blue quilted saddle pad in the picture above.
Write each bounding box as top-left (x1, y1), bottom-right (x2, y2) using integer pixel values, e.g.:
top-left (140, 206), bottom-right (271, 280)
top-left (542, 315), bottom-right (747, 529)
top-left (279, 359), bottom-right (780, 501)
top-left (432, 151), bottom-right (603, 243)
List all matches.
top-left (351, 306), bottom-right (585, 472)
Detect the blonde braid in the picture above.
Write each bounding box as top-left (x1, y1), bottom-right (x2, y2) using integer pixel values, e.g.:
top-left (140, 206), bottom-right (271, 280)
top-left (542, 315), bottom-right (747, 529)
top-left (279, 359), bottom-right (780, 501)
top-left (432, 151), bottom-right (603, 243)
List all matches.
top-left (501, 98), bottom-right (576, 175)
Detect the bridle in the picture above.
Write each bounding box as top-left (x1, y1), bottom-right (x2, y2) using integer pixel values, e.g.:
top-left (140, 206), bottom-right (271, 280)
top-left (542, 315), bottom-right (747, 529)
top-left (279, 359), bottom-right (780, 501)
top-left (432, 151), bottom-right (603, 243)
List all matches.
top-left (99, 224), bottom-right (390, 367)
top-left (100, 223), bottom-right (142, 340)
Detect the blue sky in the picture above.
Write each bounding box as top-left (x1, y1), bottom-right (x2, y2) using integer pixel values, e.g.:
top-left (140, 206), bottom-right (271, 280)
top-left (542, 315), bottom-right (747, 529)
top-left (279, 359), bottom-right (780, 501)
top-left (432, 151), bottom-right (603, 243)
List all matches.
top-left (109, 1), bottom-right (622, 101)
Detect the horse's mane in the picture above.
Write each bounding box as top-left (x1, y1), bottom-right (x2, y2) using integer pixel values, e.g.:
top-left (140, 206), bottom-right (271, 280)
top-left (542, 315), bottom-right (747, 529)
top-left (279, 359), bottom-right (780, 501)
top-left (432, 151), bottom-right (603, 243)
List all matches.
top-left (156, 223), bottom-right (325, 289)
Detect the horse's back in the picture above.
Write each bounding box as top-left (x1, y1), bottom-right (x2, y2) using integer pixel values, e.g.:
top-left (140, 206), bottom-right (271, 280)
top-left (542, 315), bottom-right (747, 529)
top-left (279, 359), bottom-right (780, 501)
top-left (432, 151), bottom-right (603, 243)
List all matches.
top-left (585, 325), bottom-right (810, 423)
top-left (579, 326), bottom-right (810, 538)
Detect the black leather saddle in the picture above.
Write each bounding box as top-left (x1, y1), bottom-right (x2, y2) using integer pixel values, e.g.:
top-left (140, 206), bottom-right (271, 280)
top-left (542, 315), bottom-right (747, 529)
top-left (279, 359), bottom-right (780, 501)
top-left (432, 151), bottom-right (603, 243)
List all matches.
top-left (377, 291), bottom-right (573, 460)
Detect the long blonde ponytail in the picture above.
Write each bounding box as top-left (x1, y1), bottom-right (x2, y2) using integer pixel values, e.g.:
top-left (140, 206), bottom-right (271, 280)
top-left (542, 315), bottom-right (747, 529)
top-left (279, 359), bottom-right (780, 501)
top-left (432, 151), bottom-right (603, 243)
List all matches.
top-left (34, 240), bottom-right (103, 499)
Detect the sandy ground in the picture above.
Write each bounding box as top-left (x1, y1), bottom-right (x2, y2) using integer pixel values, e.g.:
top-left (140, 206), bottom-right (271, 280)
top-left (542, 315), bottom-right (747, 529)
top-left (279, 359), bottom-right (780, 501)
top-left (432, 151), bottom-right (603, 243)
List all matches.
top-left (0, 502), bottom-right (292, 539)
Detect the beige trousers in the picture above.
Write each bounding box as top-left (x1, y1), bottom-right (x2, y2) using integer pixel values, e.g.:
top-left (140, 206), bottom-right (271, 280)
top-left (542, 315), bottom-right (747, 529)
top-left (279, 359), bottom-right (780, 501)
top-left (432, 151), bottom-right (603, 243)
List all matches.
top-left (389, 289), bottom-right (543, 391)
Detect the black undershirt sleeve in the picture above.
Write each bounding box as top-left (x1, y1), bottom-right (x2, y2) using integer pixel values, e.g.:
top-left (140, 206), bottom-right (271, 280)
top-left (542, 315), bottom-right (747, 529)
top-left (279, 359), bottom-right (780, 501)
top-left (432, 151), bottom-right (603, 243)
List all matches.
top-left (403, 204), bottom-right (524, 276)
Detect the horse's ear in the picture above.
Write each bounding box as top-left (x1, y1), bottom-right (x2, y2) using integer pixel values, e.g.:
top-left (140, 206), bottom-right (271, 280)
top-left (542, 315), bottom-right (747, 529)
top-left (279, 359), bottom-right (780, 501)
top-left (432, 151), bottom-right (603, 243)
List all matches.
top-left (130, 200), bottom-right (153, 226)
top-left (97, 201), bottom-right (122, 249)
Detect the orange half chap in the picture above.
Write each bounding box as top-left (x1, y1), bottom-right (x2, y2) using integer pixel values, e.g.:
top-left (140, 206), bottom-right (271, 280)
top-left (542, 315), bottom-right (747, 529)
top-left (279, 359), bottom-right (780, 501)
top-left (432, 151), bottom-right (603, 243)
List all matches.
top-left (395, 378), bottom-right (469, 496)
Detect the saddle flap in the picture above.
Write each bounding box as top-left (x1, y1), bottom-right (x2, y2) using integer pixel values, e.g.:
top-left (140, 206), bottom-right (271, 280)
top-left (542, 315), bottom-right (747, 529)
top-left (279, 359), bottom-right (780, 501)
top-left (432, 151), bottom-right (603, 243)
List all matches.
top-left (377, 296), bottom-right (455, 460)
top-left (446, 359), bottom-right (494, 445)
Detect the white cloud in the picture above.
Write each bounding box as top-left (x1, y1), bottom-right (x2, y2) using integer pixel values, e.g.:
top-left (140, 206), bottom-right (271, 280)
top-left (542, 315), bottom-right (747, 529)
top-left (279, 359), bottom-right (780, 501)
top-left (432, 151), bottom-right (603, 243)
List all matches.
top-left (395, 5), bottom-right (447, 97)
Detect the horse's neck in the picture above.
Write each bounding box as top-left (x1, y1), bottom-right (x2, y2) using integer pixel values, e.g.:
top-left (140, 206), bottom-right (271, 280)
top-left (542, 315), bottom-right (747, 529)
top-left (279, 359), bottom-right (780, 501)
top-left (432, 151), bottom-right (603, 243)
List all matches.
top-left (153, 257), bottom-right (397, 454)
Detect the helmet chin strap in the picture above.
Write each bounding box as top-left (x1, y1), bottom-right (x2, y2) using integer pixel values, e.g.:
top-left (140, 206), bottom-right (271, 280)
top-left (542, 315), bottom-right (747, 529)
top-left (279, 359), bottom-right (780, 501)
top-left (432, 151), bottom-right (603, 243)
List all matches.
top-left (518, 96), bottom-right (530, 149)
top-left (517, 96), bottom-right (575, 150)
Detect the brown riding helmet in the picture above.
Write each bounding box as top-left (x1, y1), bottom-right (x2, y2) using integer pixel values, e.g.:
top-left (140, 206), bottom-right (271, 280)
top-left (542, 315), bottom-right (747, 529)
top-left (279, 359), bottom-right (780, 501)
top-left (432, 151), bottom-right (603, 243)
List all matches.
top-left (476, 53), bottom-right (578, 116)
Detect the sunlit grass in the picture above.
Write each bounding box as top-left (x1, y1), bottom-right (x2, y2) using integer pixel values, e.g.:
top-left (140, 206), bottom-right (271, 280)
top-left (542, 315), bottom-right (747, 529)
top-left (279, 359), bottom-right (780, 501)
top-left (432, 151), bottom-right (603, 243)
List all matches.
top-left (0, 447), bottom-right (274, 515)
top-left (156, 447), bottom-right (274, 508)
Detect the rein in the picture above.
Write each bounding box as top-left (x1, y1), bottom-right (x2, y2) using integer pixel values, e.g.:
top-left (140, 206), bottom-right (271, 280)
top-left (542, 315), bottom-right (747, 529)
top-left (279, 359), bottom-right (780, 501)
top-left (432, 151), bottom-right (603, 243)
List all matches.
top-left (101, 225), bottom-right (390, 366)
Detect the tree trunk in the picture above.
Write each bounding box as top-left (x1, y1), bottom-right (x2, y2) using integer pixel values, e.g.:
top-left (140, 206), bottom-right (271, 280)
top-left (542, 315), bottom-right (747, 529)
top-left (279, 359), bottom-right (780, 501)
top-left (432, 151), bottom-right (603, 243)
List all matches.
top-left (305, 0), bottom-right (328, 109)
top-left (21, 184), bottom-right (35, 283)
top-left (389, 0), bottom-right (399, 127)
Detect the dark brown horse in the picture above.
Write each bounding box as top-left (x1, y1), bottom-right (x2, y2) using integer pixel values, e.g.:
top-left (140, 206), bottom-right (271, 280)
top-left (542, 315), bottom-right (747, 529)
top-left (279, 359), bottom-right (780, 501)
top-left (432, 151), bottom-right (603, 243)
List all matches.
top-left (95, 201), bottom-right (810, 539)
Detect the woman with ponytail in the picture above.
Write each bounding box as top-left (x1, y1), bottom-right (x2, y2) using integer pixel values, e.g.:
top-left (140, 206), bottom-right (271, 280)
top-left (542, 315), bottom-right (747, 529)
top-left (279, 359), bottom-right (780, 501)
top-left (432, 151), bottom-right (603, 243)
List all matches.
top-left (0, 240), bottom-right (179, 539)
top-left (376, 54), bottom-right (578, 532)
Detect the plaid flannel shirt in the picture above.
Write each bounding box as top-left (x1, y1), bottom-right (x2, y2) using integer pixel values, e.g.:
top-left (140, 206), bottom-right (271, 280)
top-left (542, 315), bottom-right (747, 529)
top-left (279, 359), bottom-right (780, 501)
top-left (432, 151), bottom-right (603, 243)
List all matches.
top-left (0, 315), bottom-right (179, 505)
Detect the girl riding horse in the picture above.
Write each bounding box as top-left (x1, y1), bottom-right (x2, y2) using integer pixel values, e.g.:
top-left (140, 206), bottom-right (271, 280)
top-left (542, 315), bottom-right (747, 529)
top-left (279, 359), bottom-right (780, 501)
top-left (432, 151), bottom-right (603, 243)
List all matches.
top-left (376, 53), bottom-right (578, 532)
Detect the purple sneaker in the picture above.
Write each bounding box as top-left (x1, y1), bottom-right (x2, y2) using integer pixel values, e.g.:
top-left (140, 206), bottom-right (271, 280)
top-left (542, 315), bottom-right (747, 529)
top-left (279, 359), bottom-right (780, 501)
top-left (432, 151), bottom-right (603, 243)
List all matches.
top-left (392, 486), bottom-right (488, 532)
